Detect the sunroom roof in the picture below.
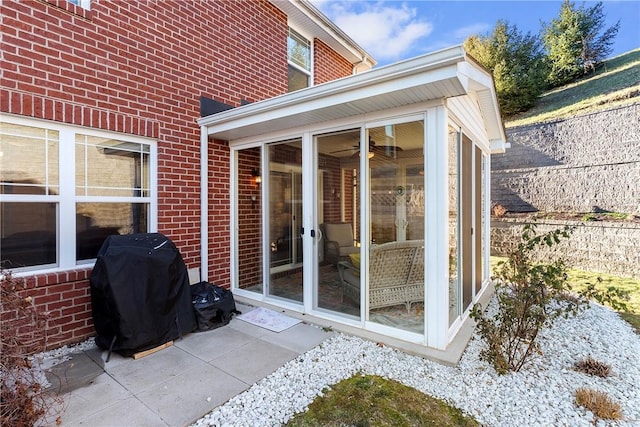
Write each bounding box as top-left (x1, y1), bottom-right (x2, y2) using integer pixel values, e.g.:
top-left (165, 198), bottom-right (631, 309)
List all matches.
top-left (197, 45), bottom-right (507, 153)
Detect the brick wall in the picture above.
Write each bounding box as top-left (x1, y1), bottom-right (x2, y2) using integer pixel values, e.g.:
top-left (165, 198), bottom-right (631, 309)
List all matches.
top-left (314, 38), bottom-right (353, 84)
top-left (1, 0), bottom-right (355, 349)
top-left (492, 104), bottom-right (640, 214)
top-left (491, 219), bottom-right (640, 279)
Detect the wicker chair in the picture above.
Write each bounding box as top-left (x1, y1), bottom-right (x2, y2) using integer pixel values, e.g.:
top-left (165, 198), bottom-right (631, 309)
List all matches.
top-left (337, 240), bottom-right (424, 312)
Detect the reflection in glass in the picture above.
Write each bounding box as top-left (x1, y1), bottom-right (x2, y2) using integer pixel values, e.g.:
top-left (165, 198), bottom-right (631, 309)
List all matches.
top-left (76, 134), bottom-right (150, 197)
top-left (0, 202), bottom-right (57, 268)
top-left (448, 127), bottom-right (461, 325)
top-left (237, 147), bottom-right (263, 294)
top-left (76, 203), bottom-right (147, 261)
top-left (0, 123), bottom-right (59, 195)
top-left (316, 129), bottom-right (360, 318)
top-left (268, 140), bottom-right (303, 302)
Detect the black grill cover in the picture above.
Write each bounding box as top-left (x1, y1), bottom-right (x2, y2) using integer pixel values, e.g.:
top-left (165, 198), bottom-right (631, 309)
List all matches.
top-left (90, 233), bottom-right (196, 356)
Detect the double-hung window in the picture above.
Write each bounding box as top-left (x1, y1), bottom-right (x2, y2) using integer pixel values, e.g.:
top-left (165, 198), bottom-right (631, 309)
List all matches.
top-left (287, 27), bottom-right (312, 92)
top-left (0, 116), bottom-right (156, 272)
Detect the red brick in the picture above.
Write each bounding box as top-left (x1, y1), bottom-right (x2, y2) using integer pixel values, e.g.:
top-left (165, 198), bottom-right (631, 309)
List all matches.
top-left (0, 0), bottom-right (354, 349)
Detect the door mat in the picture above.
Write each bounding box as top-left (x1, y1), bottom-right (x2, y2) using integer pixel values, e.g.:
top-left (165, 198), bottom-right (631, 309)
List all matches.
top-left (237, 307), bottom-right (301, 332)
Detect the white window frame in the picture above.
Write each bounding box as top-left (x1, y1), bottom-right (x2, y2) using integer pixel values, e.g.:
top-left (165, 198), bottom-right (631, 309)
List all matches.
top-left (0, 114), bottom-right (157, 274)
top-left (287, 26), bottom-right (313, 90)
top-left (69, 0), bottom-right (91, 10)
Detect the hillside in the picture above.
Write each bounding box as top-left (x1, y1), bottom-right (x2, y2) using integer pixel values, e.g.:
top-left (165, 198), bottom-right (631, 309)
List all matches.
top-left (505, 49), bottom-right (640, 128)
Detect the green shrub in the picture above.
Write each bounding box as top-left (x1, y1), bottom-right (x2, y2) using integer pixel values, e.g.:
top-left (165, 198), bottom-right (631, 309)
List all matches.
top-left (472, 223), bottom-right (627, 374)
top-left (471, 224), bottom-right (579, 373)
top-left (470, 224), bottom-right (625, 374)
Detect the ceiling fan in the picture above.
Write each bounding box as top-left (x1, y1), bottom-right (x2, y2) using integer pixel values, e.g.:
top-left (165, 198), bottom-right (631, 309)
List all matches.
top-left (330, 136), bottom-right (402, 158)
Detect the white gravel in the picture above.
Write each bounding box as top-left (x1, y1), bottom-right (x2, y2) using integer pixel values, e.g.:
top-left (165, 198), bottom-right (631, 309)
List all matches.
top-left (192, 302), bottom-right (640, 427)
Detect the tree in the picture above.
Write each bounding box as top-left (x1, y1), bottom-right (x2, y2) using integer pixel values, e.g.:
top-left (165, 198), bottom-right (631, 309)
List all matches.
top-left (464, 21), bottom-right (548, 117)
top-left (543, 1), bottom-right (620, 87)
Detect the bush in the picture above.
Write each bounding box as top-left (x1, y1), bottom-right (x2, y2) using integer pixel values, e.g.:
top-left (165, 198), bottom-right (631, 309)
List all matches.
top-left (471, 224), bottom-right (580, 373)
top-left (1, 270), bottom-right (61, 426)
top-left (573, 356), bottom-right (611, 378)
top-left (471, 223), bottom-right (627, 374)
top-left (575, 388), bottom-right (622, 420)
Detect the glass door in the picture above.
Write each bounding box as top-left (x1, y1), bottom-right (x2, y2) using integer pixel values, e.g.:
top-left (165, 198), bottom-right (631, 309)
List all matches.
top-left (267, 139), bottom-right (303, 302)
top-left (367, 120), bottom-right (425, 334)
top-left (314, 129), bottom-right (361, 318)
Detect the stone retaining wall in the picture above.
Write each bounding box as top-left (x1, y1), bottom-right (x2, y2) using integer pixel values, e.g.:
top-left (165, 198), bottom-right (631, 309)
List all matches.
top-left (491, 219), bottom-right (640, 278)
top-left (492, 104), bottom-right (640, 214)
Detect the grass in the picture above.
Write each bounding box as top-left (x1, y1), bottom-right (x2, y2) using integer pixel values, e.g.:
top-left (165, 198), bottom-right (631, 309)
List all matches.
top-left (286, 374), bottom-right (479, 427)
top-left (491, 256), bottom-right (640, 333)
top-left (506, 49), bottom-right (640, 127)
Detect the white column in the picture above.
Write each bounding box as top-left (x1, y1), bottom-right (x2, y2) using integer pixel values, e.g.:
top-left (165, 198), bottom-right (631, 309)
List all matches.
top-left (425, 105), bottom-right (449, 350)
top-left (200, 126), bottom-right (208, 282)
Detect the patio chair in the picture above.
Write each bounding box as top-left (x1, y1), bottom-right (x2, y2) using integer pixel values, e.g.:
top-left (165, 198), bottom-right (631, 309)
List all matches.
top-left (321, 222), bottom-right (359, 264)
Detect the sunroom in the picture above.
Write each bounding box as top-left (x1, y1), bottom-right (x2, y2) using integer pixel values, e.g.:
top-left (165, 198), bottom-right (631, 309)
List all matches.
top-left (198, 46), bottom-right (506, 361)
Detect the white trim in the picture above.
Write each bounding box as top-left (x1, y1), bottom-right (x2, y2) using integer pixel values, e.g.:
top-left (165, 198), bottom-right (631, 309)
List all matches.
top-left (227, 101), bottom-right (444, 148)
top-left (229, 150), bottom-right (238, 292)
top-left (59, 128), bottom-right (75, 267)
top-left (200, 126), bottom-right (208, 282)
top-left (425, 105), bottom-right (449, 350)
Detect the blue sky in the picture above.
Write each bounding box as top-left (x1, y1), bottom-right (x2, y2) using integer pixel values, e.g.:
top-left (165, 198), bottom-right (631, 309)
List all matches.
top-left (312, 1), bottom-right (640, 66)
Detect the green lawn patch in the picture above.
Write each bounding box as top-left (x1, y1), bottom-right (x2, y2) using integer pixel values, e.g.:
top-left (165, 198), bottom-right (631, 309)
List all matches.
top-left (506, 49), bottom-right (640, 127)
top-left (286, 374), bottom-right (479, 427)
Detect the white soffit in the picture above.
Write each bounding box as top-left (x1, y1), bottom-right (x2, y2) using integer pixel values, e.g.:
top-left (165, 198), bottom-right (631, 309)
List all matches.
top-left (198, 45), bottom-right (506, 147)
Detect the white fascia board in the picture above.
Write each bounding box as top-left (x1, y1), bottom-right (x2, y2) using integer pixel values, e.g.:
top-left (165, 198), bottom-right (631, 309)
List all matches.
top-left (456, 61), bottom-right (507, 150)
top-left (199, 46), bottom-right (467, 137)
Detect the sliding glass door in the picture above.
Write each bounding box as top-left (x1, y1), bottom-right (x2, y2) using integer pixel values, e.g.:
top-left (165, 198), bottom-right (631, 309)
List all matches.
top-left (267, 140), bottom-right (304, 302)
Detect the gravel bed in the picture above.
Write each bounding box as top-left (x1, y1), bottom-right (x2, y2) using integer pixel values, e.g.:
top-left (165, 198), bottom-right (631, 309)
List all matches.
top-left (192, 302), bottom-right (640, 427)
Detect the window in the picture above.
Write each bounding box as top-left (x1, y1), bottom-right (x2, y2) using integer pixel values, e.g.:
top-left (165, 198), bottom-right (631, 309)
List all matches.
top-left (287, 27), bottom-right (311, 92)
top-left (68, 0), bottom-right (90, 10)
top-left (0, 117), bottom-right (155, 271)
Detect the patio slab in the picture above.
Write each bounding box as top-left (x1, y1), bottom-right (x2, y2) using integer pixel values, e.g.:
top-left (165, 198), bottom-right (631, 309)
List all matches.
top-left (53, 303), bottom-right (333, 426)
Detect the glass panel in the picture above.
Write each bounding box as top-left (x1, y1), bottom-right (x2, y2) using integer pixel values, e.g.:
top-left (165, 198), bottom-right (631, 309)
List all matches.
top-left (475, 146), bottom-right (483, 293)
top-left (288, 65), bottom-right (310, 92)
top-left (76, 202), bottom-right (148, 261)
top-left (448, 126), bottom-right (461, 325)
top-left (0, 123), bottom-right (59, 195)
top-left (287, 28), bottom-right (311, 71)
top-left (461, 134), bottom-right (474, 311)
top-left (237, 147), bottom-right (263, 294)
top-left (1, 202), bottom-right (57, 268)
top-left (316, 129), bottom-right (361, 317)
top-left (267, 140), bottom-right (303, 302)
top-left (481, 153), bottom-right (488, 282)
top-left (368, 121), bottom-right (425, 333)
top-left (76, 135), bottom-right (150, 197)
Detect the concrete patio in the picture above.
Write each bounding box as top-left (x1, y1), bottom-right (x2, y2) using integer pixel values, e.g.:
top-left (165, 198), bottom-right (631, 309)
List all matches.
top-left (46, 302), bottom-right (332, 426)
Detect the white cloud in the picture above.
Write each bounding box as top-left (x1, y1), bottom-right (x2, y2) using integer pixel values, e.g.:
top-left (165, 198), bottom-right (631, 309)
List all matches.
top-left (314, 1), bottom-right (434, 62)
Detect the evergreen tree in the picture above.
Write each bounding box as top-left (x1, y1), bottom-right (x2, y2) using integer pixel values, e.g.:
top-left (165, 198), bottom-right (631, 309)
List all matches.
top-left (464, 21), bottom-right (548, 117)
top-left (543, 1), bottom-right (620, 87)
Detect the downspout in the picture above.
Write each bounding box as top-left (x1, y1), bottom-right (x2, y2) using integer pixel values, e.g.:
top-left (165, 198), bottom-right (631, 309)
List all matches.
top-left (200, 126), bottom-right (208, 282)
